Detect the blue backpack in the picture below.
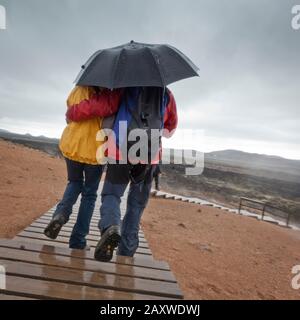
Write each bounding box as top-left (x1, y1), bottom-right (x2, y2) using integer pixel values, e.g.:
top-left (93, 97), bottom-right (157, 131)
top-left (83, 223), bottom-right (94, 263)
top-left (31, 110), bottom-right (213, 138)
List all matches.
top-left (113, 87), bottom-right (169, 163)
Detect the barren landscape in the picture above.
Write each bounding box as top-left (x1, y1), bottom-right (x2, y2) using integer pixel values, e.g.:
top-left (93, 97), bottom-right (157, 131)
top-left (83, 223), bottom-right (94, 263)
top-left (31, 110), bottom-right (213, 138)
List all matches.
top-left (160, 150), bottom-right (300, 226)
top-left (2, 130), bottom-right (299, 226)
top-left (0, 137), bottom-right (299, 299)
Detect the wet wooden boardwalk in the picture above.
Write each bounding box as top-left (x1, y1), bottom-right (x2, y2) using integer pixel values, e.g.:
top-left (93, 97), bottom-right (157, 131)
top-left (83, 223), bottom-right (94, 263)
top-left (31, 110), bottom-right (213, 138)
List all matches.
top-left (0, 188), bottom-right (183, 300)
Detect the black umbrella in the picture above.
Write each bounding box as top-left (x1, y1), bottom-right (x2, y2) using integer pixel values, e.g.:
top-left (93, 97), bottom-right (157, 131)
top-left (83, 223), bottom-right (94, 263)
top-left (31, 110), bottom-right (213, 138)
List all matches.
top-left (75, 41), bottom-right (199, 88)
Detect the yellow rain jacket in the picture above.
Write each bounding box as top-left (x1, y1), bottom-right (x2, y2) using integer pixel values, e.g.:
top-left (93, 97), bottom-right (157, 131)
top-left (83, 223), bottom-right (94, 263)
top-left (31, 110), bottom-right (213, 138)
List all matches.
top-left (59, 86), bottom-right (103, 165)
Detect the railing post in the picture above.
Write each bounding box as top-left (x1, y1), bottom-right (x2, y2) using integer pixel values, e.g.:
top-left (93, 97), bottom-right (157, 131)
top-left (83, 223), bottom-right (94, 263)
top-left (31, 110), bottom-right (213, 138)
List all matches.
top-left (238, 198), bottom-right (242, 215)
top-left (261, 203), bottom-right (266, 220)
top-left (286, 212), bottom-right (291, 227)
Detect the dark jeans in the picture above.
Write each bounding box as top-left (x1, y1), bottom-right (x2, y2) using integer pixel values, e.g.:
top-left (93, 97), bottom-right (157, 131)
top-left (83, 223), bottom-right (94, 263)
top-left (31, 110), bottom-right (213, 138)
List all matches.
top-left (99, 164), bottom-right (154, 257)
top-left (54, 158), bottom-right (103, 249)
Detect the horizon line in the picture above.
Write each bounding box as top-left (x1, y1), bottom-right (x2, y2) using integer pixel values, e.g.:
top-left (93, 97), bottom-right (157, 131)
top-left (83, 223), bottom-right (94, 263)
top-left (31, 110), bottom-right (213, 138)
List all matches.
top-left (1, 127), bottom-right (300, 162)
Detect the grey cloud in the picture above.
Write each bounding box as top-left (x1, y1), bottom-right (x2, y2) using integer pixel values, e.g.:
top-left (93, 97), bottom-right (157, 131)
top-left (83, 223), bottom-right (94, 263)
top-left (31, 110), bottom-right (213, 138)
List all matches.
top-left (0, 0), bottom-right (299, 157)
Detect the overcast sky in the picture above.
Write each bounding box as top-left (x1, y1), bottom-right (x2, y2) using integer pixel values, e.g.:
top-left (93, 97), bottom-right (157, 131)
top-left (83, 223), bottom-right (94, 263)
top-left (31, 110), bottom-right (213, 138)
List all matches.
top-left (0, 0), bottom-right (299, 159)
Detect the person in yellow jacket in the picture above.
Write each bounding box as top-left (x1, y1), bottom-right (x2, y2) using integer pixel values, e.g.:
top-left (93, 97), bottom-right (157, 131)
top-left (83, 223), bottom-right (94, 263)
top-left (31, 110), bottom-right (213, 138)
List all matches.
top-left (44, 86), bottom-right (122, 249)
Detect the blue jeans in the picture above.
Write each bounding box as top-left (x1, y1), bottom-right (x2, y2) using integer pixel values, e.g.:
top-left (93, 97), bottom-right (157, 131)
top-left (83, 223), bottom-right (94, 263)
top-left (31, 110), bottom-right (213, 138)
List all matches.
top-left (99, 164), bottom-right (153, 257)
top-left (54, 158), bottom-right (103, 249)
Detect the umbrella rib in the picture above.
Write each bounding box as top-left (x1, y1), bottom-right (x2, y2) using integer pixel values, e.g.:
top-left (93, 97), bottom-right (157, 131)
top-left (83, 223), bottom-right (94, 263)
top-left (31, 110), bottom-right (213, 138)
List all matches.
top-left (74, 49), bottom-right (102, 84)
top-left (146, 47), bottom-right (165, 87)
top-left (166, 44), bottom-right (199, 72)
top-left (75, 49), bottom-right (105, 85)
top-left (164, 45), bottom-right (200, 80)
top-left (112, 48), bottom-right (125, 89)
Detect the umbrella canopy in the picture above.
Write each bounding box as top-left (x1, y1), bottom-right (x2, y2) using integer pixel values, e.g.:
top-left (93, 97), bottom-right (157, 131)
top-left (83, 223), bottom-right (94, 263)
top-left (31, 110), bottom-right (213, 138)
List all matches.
top-left (75, 41), bottom-right (199, 88)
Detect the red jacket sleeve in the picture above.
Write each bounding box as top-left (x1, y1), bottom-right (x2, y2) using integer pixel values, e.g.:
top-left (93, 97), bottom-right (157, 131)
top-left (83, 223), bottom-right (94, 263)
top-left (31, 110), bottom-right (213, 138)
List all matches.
top-left (163, 89), bottom-right (178, 137)
top-left (66, 89), bottom-right (122, 122)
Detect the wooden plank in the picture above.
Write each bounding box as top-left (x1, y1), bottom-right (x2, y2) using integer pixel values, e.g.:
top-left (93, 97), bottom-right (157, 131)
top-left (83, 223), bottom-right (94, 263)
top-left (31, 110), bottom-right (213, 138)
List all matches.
top-left (0, 247), bottom-right (176, 282)
top-left (2, 275), bottom-right (173, 300)
top-left (12, 236), bottom-right (88, 251)
top-left (25, 225), bottom-right (149, 247)
top-left (0, 294), bottom-right (37, 300)
top-left (16, 232), bottom-right (151, 255)
top-left (27, 223), bottom-right (148, 244)
top-left (23, 226), bottom-right (150, 249)
top-left (47, 209), bottom-right (101, 217)
top-left (1, 259), bottom-right (182, 299)
top-left (31, 221), bottom-right (102, 235)
top-left (0, 239), bottom-right (170, 270)
top-left (45, 212), bottom-right (122, 221)
top-left (37, 216), bottom-right (146, 238)
top-left (48, 203), bottom-right (127, 212)
top-left (33, 218), bottom-right (140, 234)
top-left (42, 212), bottom-right (146, 238)
top-left (31, 221), bottom-right (147, 243)
top-left (34, 217), bottom-right (145, 239)
top-left (15, 236), bottom-right (152, 257)
top-left (12, 237), bottom-right (157, 267)
top-left (16, 231), bottom-right (152, 255)
top-left (43, 211), bottom-right (143, 228)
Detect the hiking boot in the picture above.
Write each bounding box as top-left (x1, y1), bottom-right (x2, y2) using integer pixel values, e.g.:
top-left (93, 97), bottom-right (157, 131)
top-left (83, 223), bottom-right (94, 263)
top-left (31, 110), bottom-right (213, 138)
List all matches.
top-left (44, 213), bottom-right (67, 240)
top-left (94, 225), bottom-right (121, 262)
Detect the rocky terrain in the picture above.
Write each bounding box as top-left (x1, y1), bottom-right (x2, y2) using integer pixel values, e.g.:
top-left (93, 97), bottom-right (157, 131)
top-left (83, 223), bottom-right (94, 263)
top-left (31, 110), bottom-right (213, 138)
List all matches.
top-left (1, 129), bottom-right (299, 225)
top-left (160, 149), bottom-right (300, 226)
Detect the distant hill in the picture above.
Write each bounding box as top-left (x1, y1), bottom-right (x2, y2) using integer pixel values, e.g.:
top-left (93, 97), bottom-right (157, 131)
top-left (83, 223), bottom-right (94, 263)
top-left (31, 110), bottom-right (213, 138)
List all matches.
top-left (206, 149), bottom-right (300, 168)
top-left (1, 129), bottom-right (299, 182)
top-left (0, 129), bottom-right (60, 156)
top-left (163, 148), bottom-right (300, 183)
top-left (0, 129), bottom-right (59, 144)
top-left (205, 149), bottom-right (300, 183)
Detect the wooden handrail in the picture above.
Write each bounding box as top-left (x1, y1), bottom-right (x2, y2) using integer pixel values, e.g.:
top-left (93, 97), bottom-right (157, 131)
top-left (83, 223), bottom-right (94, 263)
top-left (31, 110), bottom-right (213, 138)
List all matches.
top-left (238, 197), bottom-right (291, 226)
